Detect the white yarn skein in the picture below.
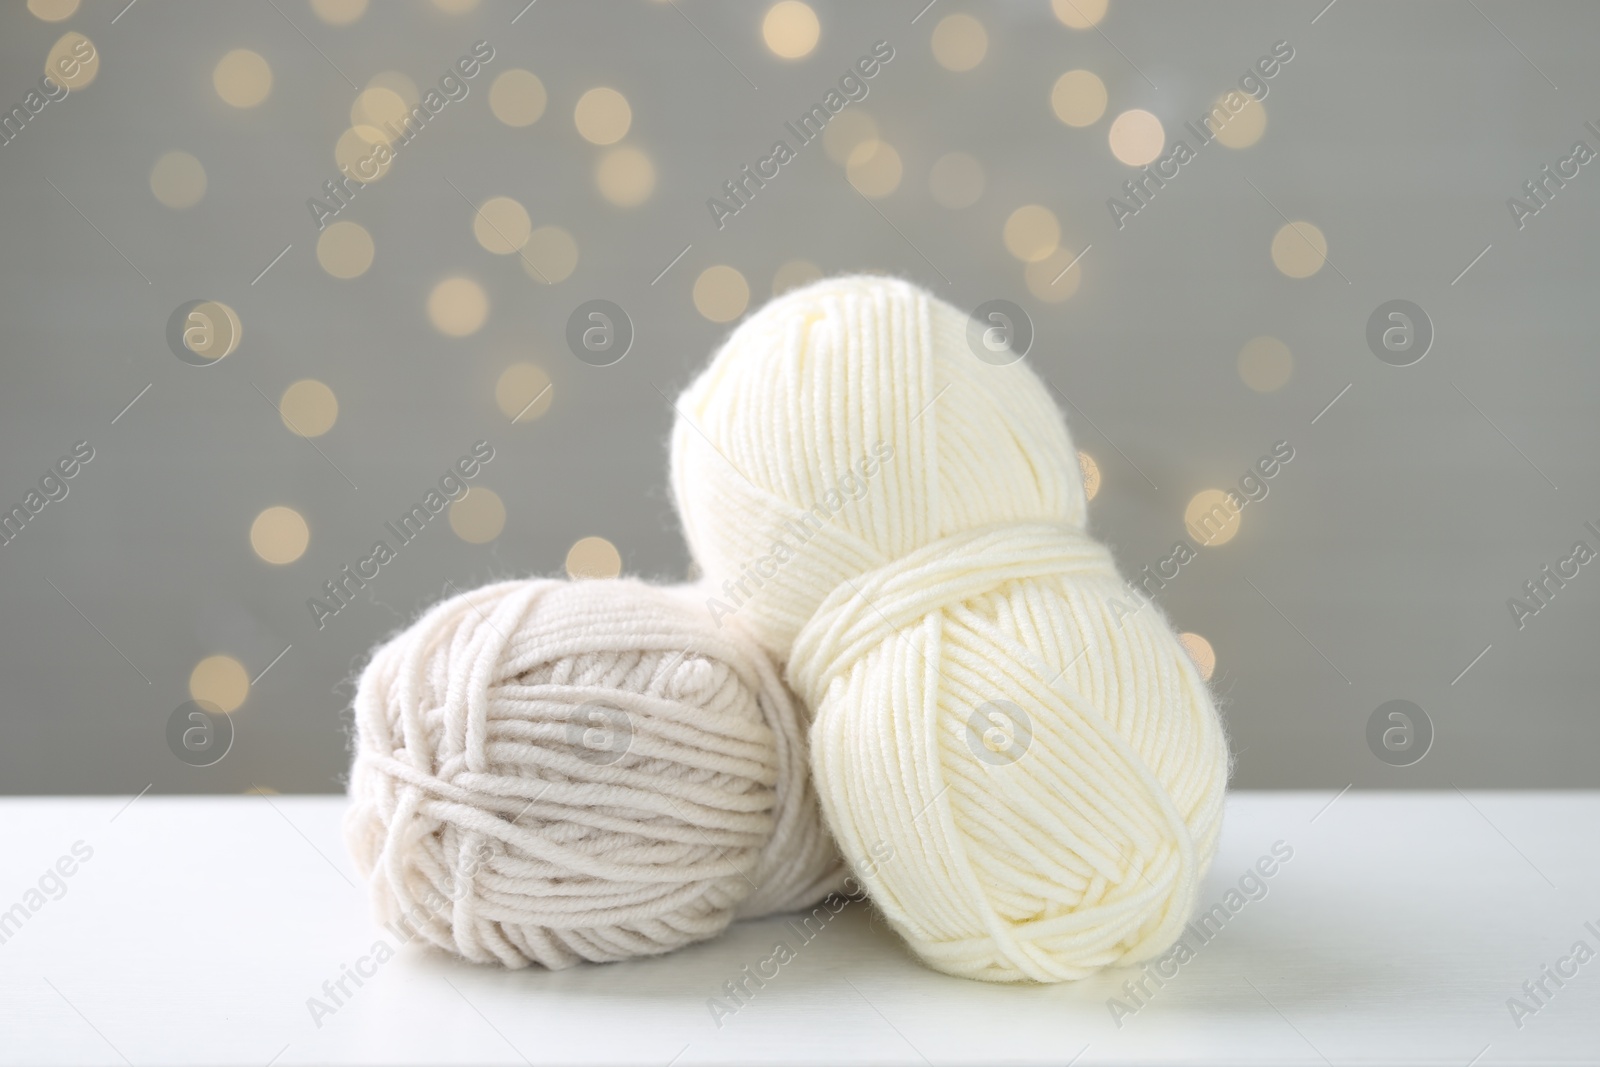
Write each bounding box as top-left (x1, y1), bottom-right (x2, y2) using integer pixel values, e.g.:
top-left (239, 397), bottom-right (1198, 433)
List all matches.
top-left (345, 577), bottom-right (843, 969)
top-left (671, 275), bottom-right (1230, 983)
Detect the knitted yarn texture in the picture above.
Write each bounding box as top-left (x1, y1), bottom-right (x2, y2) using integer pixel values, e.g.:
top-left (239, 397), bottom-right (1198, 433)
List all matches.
top-left (671, 275), bottom-right (1230, 982)
top-left (345, 577), bottom-right (843, 969)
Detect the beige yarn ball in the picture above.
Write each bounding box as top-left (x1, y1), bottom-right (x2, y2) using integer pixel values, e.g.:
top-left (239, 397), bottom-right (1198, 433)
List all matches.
top-left (344, 577), bottom-right (843, 969)
top-left (671, 275), bottom-right (1231, 982)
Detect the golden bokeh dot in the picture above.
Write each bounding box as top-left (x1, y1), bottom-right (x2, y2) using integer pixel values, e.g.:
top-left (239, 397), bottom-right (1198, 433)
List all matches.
top-left (278, 379), bottom-right (339, 437)
top-left (316, 220), bottom-right (374, 279)
top-left (427, 276), bottom-right (488, 337)
top-left (28, 0), bottom-right (78, 22)
top-left (1238, 336), bottom-right (1293, 393)
top-left (1178, 632), bottom-right (1216, 681)
top-left (149, 151), bottom-right (207, 210)
top-left (1052, 69), bottom-right (1107, 127)
top-left (450, 487), bottom-right (506, 543)
top-left (846, 141), bottom-right (902, 198)
top-left (181, 301), bottom-right (243, 362)
top-left (763, 1), bottom-right (820, 59)
top-left (351, 86), bottom-right (409, 143)
top-left (822, 109), bottom-right (878, 165)
top-left (931, 13), bottom-right (987, 72)
top-left (250, 506), bottom-right (310, 565)
top-left (473, 196), bottom-right (532, 255)
top-left (367, 70), bottom-right (420, 108)
top-left (489, 69), bottom-right (547, 127)
top-left (596, 145), bottom-right (656, 207)
top-left (45, 32), bottom-right (98, 90)
top-left (928, 151), bottom-right (985, 209)
top-left (574, 87), bottom-right (631, 145)
top-left (190, 655), bottom-right (250, 714)
top-left (310, 0), bottom-right (367, 25)
top-left (1271, 221), bottom-right (1328, 279)
top-left (334, 126), bottom-right (391, 182)
top-left (1003, 204), bottom-right (1061, 263)
top-left (1185, 489), bottom-right (1241, 547)
top-left (520, 226), bottom-right (579, 284)
top-left (1214, 93), bottom-right (1266, 149)
top-left (241, 785), bottom-right (279, 795)
top-left (773, 258), bottom-right (822, 296)
top-left (1052, 0), bottom-right (1108, 29)
top-left (1079, 451), bottom-right (1101, 501)
top-left (348, 73), bottom-right (418, 149)
top-left (566, 536), bottom-right (622, 580)
top-left (496, 363), bottom-right (553, 423)
top-left (1025, 245), bottom-right (1083, 303)
top-left (214, 49), bottom-right (272, 108)
top-left (1109, 108), bottom-right (1164, 166)
top-left (693, 265), bottom-right (750, 323)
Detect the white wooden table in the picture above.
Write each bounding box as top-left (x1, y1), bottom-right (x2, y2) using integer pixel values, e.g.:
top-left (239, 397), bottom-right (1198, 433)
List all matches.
top-left (0, 792), bottom-right (1595, 1065)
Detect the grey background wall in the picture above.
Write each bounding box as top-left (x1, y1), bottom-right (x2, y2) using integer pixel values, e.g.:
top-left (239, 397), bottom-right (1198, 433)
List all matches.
top-left (1, 0), bottom-right (1595, 795)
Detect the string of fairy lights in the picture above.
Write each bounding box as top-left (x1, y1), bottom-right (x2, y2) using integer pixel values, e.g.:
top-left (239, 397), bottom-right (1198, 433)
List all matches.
top-left (16, 0), bottom-right (1343, 747)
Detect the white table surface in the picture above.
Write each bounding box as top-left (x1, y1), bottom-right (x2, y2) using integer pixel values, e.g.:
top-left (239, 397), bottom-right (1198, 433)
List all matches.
top-left (0, 791), bottom-right (1595, 1066)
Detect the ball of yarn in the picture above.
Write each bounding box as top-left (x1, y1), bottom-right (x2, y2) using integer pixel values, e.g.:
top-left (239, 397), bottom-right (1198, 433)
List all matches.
top-left (344, 577), bottom-right (843, 969)
top-left (670, 275), bottom-right (1230, 982)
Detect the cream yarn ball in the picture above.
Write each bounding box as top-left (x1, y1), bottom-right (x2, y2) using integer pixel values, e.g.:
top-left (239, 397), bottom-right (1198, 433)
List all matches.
top-left (670, 275), bottom-right (1230, 983)
top-left (345, 577), bottom-right (843, 969)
